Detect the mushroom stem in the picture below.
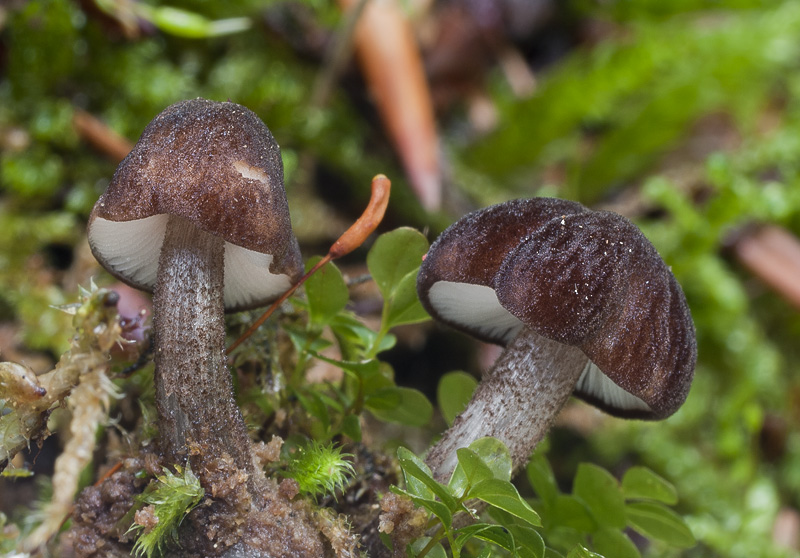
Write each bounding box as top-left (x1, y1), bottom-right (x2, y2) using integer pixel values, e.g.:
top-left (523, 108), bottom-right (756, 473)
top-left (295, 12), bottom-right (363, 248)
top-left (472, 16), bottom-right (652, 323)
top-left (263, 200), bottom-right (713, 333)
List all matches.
top-left (425, 328), bottom-right (589, 481)
top-left (153, 215), bottom-right (255, 485)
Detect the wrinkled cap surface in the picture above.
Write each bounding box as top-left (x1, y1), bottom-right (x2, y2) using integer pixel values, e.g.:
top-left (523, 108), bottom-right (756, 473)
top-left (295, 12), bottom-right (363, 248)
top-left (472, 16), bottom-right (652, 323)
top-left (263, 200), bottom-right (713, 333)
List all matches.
top-left (417, 198), bottom-right (587, 344)
top-left (87, 98), bottom-right (302, 311)
top-left (417, 198), bottom-right (697, 419)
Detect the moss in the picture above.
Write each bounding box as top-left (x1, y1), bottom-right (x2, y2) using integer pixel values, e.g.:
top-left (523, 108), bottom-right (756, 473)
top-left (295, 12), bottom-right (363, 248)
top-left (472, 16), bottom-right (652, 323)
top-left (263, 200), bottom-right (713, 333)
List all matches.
top-left (5, 0), bottom-right (800, 556)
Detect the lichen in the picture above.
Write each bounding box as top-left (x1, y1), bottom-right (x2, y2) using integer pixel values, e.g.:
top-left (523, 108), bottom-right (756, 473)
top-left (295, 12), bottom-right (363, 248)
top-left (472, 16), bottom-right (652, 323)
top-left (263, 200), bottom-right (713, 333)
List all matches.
top-left (1, 284), bottom-right (122, 477)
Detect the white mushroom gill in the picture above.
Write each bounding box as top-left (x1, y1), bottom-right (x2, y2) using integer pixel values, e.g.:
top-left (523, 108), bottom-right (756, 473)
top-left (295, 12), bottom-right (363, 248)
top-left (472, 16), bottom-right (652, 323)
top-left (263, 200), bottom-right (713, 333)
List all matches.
top-left (428, 281), bottom-right (523, 343)
top-left (223, 243), bottom-right (292, 310)
top-left (576, 361), bottom-right (652, 413)
top-left (89, 216), bottom-right (293, 310)
top-left (427, 280), bottom-right (652, 413)
top-left (89, 214), bottom-right (167, 288)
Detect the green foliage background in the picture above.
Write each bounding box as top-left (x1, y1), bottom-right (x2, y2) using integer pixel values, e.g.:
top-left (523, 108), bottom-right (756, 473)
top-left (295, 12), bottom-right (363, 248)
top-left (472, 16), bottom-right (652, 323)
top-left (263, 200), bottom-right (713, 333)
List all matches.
top-left (3, 0), bottom-right (800, 557)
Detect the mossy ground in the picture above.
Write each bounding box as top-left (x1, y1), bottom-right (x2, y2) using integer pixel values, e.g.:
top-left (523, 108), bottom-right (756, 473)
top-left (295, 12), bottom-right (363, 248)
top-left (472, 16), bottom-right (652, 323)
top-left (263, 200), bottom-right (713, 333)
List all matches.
top-left (3, 1), bottom-right (800, 557)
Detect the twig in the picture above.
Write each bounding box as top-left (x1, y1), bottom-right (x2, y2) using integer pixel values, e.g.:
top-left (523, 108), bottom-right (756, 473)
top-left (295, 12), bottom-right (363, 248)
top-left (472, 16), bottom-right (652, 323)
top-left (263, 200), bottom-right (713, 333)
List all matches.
top-left (73, 108), bottom-right (133, 163)
top-left (732, 224), bottom-right (800, 309)
top-left (339, 0), bottom-right (442, 211)
top-left (226, 174), bottom-right (391, 354)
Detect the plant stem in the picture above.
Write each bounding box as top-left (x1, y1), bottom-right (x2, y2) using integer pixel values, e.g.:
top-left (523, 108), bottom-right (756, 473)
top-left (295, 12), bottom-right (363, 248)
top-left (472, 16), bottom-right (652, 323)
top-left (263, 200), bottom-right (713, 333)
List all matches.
top-left (227, 174), bottom-right (389, 354)
top-left (415, 524), bottom-right (445, 558)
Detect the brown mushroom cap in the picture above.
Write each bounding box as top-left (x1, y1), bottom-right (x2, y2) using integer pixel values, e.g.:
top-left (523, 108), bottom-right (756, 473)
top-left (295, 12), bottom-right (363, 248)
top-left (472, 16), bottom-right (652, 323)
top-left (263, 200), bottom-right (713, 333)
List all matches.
top-left (87, 98), bottom-right (302, 311)
top-left (417, 198), bottom-right (588, 344)
top-left (417, 198), bottom-right (696, 419)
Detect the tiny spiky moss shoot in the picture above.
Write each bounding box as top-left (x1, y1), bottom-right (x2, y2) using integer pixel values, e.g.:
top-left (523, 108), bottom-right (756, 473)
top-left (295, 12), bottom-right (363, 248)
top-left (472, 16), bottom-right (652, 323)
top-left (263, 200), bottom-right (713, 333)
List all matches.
top-left (128, 464), bottom-right (204, 558)
top-left (286, 441), bottom-right (355, 500)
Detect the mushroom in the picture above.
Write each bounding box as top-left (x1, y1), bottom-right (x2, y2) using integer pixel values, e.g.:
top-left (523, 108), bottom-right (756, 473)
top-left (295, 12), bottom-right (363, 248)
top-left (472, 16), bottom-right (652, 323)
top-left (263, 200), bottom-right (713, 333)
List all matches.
top-left (87, 99), bottom-right (302, 485)
top-left (417, 198), bottom-right (696, 479)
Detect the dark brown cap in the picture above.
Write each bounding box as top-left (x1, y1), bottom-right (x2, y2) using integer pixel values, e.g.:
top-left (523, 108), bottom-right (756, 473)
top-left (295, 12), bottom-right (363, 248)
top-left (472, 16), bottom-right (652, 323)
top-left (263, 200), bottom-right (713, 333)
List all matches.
top-left (417, 198), bottom-right (587, 344)
top-left (88, 98), bottom-right (302, 311)
top-left (417, 198), bottom-right (696, 419)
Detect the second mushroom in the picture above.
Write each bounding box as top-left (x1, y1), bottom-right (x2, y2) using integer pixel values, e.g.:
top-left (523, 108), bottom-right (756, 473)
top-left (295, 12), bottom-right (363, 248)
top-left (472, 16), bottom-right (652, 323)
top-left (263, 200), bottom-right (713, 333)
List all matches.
top-left (417, 198), bottom-right (697, 480)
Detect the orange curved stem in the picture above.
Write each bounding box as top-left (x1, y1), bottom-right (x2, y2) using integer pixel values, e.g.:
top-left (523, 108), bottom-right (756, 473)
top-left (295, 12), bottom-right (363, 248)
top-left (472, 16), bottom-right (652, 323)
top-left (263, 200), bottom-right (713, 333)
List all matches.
top-left (226, 175), bottom-right (391, 354)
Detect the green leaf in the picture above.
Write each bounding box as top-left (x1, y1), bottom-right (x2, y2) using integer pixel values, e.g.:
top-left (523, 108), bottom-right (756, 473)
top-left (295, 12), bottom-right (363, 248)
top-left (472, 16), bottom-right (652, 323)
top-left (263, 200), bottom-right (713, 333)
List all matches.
top-left (366, 387), bottom-right (433, 427)
top-left (626, 501), bottom-right (696, 548)
top-left (364, 386), bottom-right (401, 410)
top-left (455, 523), bottom-right (515, 554)
top-left (573, 463), bottom-right (626, 529)
top-left (383, 269), bottom-right (430, 327)
top-left (468, 479), bottom-right (541, 527)
top-left (397, 446), bottom-right (438, 500)
top-left (304, 257), bottom-right (349, 326)
top-left (457, 523), bottom-right (542, 558)
top-left (140, 6), bottom-right (251, 39)
top-left (367, 227), bottom-right (429, 299)
top-left (437, 371), bottom-right (478, 426)
top-left (449, 448), bottom-right (494, 498)
top-left (294, 389), bottom-right (330, 433)
top-left (550, 495), bottom-right (596, 533)
top-left (449, 438), bottom-right (511, 499)
top-left (395, 461), bottom-right (432, 501)
top-left (340, 413), bottom-right (362, 442)
top-left (286, 327), bottom-right (332, 354)
top-left (309, 353), bottom-right (380, 380)
top-left (329, 312), bottom-right (384, 355)
top-left (314, 390), bottom-right (344, 412)
top-left (391, 486), bottom-right (453, 530)
top-left (360, 363), bottom-right (396, 397)
top-left (506, 524), bottom-right (546, 558)
top-left (566, 545), bottom-right (604, 558)
top-left (410, 537), bottom-right (447, 558)
top-left (396, 447), bottom-right (458, 512)
top-left (621, 467), bottom-right (678, 505)
top-left (527, 454), bottom-right (558, 508)
top-left (468, 437), bottom-right (512, 482)
top-left (592, 528), bottom-right (640, 558)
